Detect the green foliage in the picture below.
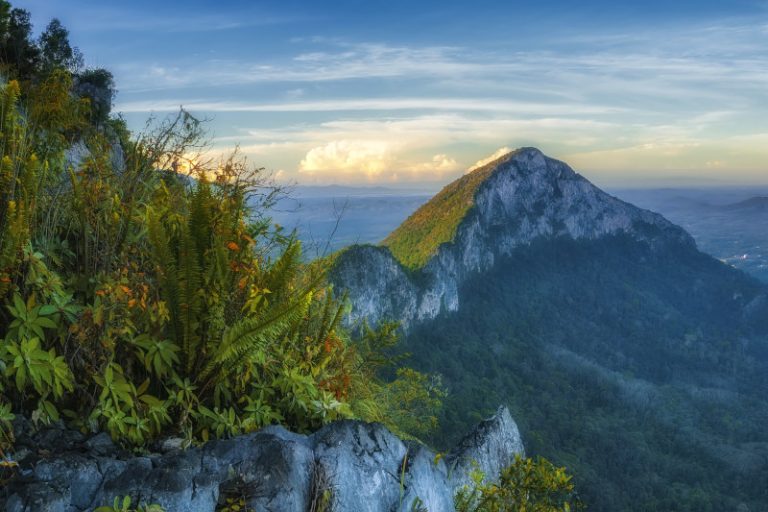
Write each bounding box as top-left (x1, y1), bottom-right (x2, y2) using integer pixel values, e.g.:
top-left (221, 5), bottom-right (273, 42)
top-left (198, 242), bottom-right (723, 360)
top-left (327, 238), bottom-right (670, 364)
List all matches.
top-left (38, 18), bottom-right (83, 73)
top-left (0, 79), bottom-right (35, 297)
top-left (0, 68), bottom-right (442, 449)
top-left (455, 456), bottom-right (583, 512)
top-left (0, 5), bottom-right (40, 80)
top-left (28, 67), bottom-right (90, 153)
top-left (95, 496), bottom-right (165, 512)
top-left (381, 367), bottom-right (445, 439)
top-left (383, 150), bottom-right (513, 270)
top-left (406, 236), bottom-right (768, 511)
top-left (76, 68), bottom-right (116, 125)
top-left (0, 401), bottom-right (14, 459)
top-left (216, 496), bottom-right (253, 512)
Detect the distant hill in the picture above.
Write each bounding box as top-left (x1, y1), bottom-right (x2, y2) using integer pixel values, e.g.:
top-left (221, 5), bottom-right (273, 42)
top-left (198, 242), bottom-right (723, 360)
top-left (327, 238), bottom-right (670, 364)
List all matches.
top-left (721, 196), bottom-right (768, 213)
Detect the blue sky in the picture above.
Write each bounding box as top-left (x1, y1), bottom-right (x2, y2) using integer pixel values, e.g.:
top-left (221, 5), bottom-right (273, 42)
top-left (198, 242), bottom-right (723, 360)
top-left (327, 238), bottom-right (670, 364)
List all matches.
top-left (17, 0), bottom-right (768, 188)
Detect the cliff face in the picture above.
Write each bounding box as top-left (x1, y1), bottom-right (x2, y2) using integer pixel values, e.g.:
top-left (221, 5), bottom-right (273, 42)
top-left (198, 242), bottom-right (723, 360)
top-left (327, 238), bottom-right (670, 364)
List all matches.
top-left (330, 245), bottom-right (418, 327)
top-left (3, 407), bottom-right (522, 512)
top-left (330, 147), bottom-right (695, 328)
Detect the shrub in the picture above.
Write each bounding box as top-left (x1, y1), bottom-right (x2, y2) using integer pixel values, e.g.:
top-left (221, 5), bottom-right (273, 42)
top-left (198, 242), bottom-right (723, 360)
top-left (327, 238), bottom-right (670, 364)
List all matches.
top-left (455, 455), bottom-right (583, 512)
top-left (0, 77), bottom-right (442, 449)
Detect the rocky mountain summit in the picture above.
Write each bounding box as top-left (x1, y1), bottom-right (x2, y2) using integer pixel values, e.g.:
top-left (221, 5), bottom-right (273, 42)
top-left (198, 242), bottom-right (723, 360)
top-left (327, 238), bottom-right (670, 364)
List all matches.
top-left (2, 407), bottom-right (522, 512)
top-left (330, 147), bottom-right (695, 329)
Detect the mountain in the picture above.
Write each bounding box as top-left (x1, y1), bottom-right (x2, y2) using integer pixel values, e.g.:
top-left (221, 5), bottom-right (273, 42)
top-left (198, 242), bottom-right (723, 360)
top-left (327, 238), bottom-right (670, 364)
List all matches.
top-left (332, 148), bottom-right (701, 329)
top-left (722, 196), bottom-right (768, 213)
top-left (329, 148), bottom-right (768, 511)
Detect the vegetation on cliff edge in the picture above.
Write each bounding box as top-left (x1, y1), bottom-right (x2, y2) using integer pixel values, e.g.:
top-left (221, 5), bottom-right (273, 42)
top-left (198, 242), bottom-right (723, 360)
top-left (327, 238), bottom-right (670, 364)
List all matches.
top-left (0, 3), bottom-right (443, 453)
top-left (382, 151), bottom-right (514, 270)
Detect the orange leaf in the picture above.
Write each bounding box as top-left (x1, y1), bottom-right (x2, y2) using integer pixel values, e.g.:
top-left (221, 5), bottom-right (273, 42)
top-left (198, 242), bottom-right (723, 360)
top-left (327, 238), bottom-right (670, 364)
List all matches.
top-left (227, 241), bottom-right (240, 252)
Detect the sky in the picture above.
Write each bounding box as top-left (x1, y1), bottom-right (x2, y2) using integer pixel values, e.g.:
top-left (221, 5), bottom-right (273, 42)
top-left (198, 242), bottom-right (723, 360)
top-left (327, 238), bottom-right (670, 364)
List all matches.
top-left (16, 0), bottom-right (768, 189)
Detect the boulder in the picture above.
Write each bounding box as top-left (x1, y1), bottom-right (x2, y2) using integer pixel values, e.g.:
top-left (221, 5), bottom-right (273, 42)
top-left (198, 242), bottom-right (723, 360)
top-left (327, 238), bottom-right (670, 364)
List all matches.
top-left (446, 405), bottom-right (525, 492)
top-left (1, 406), bottom-right (524, 511)
top-left (312, 421), bottom-right (406, 512)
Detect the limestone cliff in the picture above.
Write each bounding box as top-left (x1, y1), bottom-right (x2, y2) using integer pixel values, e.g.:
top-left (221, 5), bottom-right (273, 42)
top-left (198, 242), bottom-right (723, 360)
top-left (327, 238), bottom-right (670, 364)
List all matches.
top-left (330, 147), bottom-right (694, 329)
top-left (3, 407), bottom-right (522, 512)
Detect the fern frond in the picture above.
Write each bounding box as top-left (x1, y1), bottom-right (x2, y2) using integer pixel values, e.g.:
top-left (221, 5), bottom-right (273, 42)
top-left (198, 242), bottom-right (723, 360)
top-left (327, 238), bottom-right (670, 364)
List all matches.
top-left (177, 222), bottom-right (202, 373)
top-left (147, 207), bottom-right (180, 342)
top-left (264, 241), bottom-right (302, 301)
top-left (189, 180), bottom-right (214, 258)
top-left (198, 289), bottom-right (313, 384)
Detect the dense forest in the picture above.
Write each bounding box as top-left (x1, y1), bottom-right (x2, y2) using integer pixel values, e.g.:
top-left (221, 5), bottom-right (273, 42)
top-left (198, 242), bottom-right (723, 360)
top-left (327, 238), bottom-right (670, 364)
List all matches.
top-left (404, 235), bottom-right (768, 511)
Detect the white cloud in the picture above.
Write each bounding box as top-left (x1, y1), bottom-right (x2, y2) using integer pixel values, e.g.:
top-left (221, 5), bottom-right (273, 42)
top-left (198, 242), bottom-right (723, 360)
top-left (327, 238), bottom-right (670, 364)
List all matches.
top-left (405, 154), bottom-right (461, 174)
top-left (296, 140), bottom-right (464, 183)
top-left (115, 98), bottom-right (622, 115)
top-left (68, 5), bottom-right (301, 33)
top-left (112, 19), bottom-right (768, 185)
top-left (299, 140), bottom-right (393, 178)
top-left (285, 88), bottom-right (306, 98)
top-left (468, 147), bottom-right (512, 172)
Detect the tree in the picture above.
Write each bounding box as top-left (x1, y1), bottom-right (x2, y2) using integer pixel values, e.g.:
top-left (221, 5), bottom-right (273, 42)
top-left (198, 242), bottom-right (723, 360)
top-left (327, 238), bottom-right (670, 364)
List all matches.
top-left (0, 7), bottom-right (40, 79)
top-left (39, 18), bottom-right (82, 73)
top-left (76, 68), bottom-right (116, 125)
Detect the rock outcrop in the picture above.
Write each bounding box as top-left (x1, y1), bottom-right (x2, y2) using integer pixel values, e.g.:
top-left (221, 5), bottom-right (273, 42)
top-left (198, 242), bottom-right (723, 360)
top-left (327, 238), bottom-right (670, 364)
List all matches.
top-left (329, 147), bottom-right (695, 329)
top-left (446, 406), bottom-right (525, 492)
top-left (1, 407), bottom-right (523, 512)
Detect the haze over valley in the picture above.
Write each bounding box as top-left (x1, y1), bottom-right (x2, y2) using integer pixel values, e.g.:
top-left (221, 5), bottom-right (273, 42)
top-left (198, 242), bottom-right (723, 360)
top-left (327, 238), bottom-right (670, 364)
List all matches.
top-left (273, 184), bottom-right (768, 282)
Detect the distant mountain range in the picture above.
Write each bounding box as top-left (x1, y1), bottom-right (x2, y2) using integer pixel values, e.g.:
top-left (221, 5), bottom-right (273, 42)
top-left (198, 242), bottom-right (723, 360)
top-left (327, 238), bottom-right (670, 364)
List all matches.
top-left (721, 196), bottom-right (768, 213)
top-left (328, 148), bottom-right (768, 511)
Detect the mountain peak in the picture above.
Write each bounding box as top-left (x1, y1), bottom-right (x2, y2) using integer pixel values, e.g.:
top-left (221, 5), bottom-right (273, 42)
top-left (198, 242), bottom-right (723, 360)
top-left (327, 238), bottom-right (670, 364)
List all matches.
top-left (381, 146), bottom-right (555, 270)
top-left (383, 146), bottom-right (682, 270)
top-left (333, 148), bottom-right (696, 328)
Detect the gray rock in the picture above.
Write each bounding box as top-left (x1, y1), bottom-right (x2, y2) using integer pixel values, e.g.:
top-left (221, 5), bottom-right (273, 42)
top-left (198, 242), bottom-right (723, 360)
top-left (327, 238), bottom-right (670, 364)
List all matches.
top-left (398, 443), bottom-right (455, 512)
top-left (204, 429), bottom-right (315, 511)
top-left (312, 421), bottom-right (406, 512)
top-left (64, 139), bottom-right (126, 175)
top-left (65, 140), bottom-right (90, 170)
top-left (110, 140), bottom-right (126, 173)
top-left (85, 432), bottom-right (117, 456)
top-left (329, 245), bottom-right (419, 329)
top-left (446, 406), bottom-right (525, 492)
top-left (1, 407), bottom-right (522, 511)
top-left (158, 437), bottom-right (186, 453)
top-left (5, 482), bottom-right (69, 512)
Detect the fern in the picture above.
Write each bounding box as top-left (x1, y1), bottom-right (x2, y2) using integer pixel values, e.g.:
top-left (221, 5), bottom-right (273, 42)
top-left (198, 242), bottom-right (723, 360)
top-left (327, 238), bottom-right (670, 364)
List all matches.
top-left (177, 222), bottom-right (203, 373)
top-left (264, 241), bottom-right (302, 301)
top-left (147, 207), bottom-right (181, 341)
top-left (200, 289), bottom-right (313, 384)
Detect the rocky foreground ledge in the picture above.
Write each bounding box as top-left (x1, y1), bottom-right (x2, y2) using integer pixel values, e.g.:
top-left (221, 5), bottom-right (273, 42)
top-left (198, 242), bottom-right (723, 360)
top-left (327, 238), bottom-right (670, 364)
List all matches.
top-left (2, 406), bottom-right (523, 512)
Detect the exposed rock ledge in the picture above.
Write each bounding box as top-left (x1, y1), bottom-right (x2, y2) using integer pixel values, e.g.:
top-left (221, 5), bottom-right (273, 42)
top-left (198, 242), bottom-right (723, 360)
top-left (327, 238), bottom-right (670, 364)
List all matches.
top-left (2, 406), bottom-right (523, 512)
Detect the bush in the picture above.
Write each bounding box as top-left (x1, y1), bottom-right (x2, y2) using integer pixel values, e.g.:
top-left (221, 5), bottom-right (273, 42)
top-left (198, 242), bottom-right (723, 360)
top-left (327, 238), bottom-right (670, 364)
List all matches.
top-left (76, 68), bottom-right (116, 125)
top-left (455, 455), bottom-right (583, 512)
top-left (0, 78), bottom-right (442, 449)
